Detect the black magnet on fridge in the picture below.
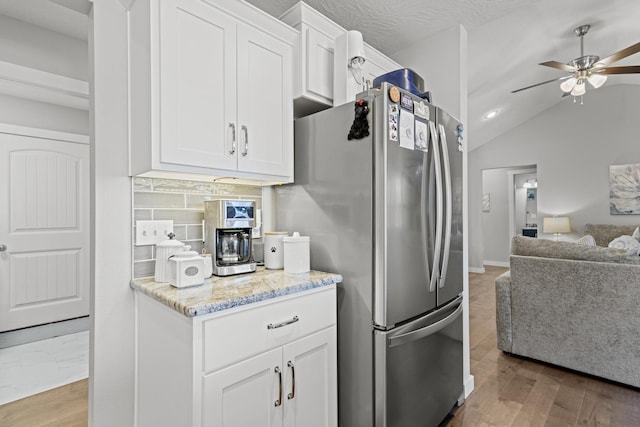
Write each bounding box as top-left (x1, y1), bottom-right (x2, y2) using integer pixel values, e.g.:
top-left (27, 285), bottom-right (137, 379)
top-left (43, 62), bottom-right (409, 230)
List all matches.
top-left (347, 99), bottom-right (370, 140)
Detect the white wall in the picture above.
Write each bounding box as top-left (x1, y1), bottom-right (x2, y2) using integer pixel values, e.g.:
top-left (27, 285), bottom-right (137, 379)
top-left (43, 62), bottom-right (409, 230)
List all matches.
top-left (469, 84), bottom-right (640, 270)
top-left (89, 1), bottom-right (134, 425)
top-left (0, 14), bottom-right (89, 134)
top-left (0, 14), bottom-right (88, 80)
top-left (391, 25), bottom-right (475, 398)
top-left (481, 168), bottom-right (511, 264)
top-left (0, 93), bottom-right (88, 134)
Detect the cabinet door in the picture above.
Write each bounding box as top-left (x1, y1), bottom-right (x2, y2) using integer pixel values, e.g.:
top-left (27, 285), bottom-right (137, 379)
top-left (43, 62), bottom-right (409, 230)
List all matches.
top-left (236, 24), bottom-right (293, 178)
top-left (363, 44), bottom-right (401, 84)
top-left (283, 327), bottom-right (337, 427)
top-left (159, 0), bottom-right (237, 171)
top-left (202, 347), bottom-right (283, 427)
top-left (305, 27), bottom-right (335, 103)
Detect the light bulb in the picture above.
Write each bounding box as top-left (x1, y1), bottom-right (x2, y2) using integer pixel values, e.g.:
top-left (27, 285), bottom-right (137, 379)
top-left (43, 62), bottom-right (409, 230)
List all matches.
top-left (571, 80), bottom-right (586, 96)
top-left (587, 73), bottom-right (607, 88)
top-left (560, 77), bottom-right (577, 92)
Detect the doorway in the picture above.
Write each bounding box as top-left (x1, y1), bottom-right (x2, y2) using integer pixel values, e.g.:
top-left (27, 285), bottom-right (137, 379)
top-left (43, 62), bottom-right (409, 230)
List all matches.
top-left (481, 165), bottom-right (537, 267)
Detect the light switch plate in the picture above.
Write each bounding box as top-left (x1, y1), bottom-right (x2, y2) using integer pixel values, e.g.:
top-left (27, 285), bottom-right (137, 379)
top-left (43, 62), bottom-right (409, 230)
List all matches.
top-left (135, 220), bottom-right (174, 246)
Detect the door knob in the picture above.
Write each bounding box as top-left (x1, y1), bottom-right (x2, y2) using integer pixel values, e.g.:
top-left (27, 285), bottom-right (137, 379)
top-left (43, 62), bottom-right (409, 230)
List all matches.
top-left (0, 244), bottom-right (6, 251)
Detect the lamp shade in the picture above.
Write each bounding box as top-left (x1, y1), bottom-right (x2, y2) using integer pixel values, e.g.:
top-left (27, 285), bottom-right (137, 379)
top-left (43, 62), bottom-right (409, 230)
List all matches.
top-left (543, 216), bottom-right (571, 234)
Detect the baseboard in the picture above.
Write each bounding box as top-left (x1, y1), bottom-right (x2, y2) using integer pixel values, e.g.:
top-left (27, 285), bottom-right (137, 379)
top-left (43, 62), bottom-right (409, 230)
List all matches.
top-left (0, 316), bottom-right (90, 349)
top-left (483, 260), bottom-right (510, 268)
top-left (469, 267), bottom-right (485, 273)
top-left (464, 374), bottom-right (475, 398)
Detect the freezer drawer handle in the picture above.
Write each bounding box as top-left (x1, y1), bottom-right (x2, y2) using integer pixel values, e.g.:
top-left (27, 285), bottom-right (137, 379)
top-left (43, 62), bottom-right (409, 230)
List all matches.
top-left (267, 315), bottom-right (299, 330)
top-left (287, 361), bottom-right (296, 400)
top-left (274, 366), bottom-right (283, 407)
top-left (387, 303), bottom-right (462, 348)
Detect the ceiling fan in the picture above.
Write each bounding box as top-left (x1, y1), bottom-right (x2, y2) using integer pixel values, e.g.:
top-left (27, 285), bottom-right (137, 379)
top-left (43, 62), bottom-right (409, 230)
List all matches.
top-left (512, 24), bottom-right (640, 96)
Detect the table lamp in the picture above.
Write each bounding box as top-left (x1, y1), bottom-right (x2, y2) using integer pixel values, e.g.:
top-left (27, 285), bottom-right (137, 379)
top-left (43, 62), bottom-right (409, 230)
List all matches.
top-left (543, 216), bottom-right (571, 241)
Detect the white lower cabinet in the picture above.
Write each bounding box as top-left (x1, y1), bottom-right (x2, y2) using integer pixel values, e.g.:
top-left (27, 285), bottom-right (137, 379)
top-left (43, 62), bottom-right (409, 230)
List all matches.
top-left (135, 286), bottom-right (337, 427)
top-left (203, 327), bottom-right (336, 427)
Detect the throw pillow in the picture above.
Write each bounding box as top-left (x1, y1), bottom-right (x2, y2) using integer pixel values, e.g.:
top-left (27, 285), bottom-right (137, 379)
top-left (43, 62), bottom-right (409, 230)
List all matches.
top-left (575, 234), bottom-right (596, 246)
top-left (633, 227), bottom-right (640, 242)
top-left (608, 235), bottom-right (640, 256)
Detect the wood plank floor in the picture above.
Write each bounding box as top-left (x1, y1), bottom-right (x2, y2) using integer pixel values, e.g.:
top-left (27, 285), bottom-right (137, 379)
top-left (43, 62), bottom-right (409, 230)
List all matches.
top-left (445, 266), bottom-right (640, 427)
top-left (1, 266), bottom-right (638, 426)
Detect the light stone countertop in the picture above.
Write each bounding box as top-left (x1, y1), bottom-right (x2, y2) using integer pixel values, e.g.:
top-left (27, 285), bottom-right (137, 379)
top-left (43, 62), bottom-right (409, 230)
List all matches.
top-left (130, 267), bottom-right (343, 317)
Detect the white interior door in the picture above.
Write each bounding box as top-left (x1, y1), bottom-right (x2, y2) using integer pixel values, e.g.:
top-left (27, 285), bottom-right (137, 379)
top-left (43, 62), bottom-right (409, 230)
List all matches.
top-left (0, 131), bottom-right (90, 332)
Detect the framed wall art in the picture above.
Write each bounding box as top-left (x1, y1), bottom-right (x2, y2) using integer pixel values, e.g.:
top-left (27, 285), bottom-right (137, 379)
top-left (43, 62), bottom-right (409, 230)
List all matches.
top-left (609, 163), bottom-right (640, 215)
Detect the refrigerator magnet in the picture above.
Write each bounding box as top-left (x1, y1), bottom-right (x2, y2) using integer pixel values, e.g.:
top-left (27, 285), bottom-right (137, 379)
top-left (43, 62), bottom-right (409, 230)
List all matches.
top-left (399, 110), bottom-right (415, 150)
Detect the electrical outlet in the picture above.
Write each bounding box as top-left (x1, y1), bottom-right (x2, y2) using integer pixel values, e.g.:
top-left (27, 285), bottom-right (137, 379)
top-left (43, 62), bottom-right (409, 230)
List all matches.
top-left (135, 220), bottom-right (174, 246)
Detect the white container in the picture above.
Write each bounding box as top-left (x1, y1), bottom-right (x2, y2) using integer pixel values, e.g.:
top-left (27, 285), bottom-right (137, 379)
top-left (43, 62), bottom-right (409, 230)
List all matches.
top-left (264, 231), bottom-right (288, 269)
top-left (154, 235), bottom-right (187, 282)
top-left (168, 251), bottom-right (205, 288)
top-left (283, 232), bottom-right (310, 273)
top-left (201, 254), bottom-right (213, 278)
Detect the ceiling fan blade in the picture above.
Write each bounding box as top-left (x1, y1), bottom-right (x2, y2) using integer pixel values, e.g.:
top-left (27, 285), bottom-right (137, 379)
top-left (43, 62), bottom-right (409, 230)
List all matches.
top-left (511, 76), bottom-right (570, 94)
top-left (593, 65), bottom-right (640, 74)
top-left (539, 60), bottom-right (575, 72)
top-left (595, 41), bottom-right (640, 67)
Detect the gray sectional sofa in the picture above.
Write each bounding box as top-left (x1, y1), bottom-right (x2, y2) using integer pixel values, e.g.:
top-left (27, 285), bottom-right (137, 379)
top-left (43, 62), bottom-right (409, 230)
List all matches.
top-left (495, 224), bottom-right (640, 388)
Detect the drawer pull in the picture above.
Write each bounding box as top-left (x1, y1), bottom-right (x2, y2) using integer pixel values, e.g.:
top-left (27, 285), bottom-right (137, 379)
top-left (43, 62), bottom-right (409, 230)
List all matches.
top-left (267, 315), bottom-right (299, 330)
top-left (287, 361), bottom-right (296, 400)
top-left (274, 366), bottom-right (283, 407)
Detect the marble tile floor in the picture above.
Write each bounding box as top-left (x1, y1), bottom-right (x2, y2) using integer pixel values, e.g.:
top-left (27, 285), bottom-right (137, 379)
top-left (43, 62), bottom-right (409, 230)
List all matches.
top-left (0, 331), bottom-right (89, 405)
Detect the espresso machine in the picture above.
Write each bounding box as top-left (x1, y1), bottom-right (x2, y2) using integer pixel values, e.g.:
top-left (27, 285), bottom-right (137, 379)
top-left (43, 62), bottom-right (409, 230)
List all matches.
top-left (204, 200), bottom-right (257, 276)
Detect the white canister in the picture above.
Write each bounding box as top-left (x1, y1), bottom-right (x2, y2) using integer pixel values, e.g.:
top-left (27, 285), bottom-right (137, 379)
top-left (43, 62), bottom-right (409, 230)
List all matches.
top-left (169, 251), bottom-right (205, 288)
top-left (283, 232), bottom-right (310, 273)
top-left (154, 235), bottom-right (186, 282)
top-left (201, 253), bottom-right (213, 278)
top-left (264, 231), bottom-right (288, 269)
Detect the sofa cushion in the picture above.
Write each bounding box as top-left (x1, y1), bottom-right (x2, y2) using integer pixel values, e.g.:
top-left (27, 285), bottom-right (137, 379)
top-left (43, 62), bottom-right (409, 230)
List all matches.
top-left (584, 224), bottom-right (638, 247)
top-left (511, 235), bottom-right (640, 264)
top-left (608, 235), bottom-right (640, 256)
top-left (575, 234), bottom-right (596, 246)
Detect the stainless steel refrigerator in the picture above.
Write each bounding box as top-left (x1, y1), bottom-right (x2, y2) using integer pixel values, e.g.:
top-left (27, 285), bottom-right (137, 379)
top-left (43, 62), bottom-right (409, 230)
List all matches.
top-left (275, 82), bottom-right (464, 427)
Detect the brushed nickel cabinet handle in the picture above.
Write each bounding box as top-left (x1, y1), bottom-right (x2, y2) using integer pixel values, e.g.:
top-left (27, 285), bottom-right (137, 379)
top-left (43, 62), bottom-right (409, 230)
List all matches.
top-left (241, 125), bottom-right (248, 156)
top-left (228, 123), bottom-right (236, 155)
top-left (287, 361), bottom-right (296, 400)
top-left (274, 366), bottom-right (283, 407)
top-left (267, 315), bottom-right (299, 330)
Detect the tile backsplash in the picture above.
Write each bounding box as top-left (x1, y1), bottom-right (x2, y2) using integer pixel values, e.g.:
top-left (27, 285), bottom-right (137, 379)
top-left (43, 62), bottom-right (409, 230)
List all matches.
top-left (132, 177), bottom-right (262, 278)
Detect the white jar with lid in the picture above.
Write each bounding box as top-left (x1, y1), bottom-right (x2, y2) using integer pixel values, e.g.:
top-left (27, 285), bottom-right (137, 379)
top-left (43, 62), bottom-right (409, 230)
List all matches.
top-left (283, 232), bottom-right (310, 273)
top-left (168, 251), bottom-right (204, 288)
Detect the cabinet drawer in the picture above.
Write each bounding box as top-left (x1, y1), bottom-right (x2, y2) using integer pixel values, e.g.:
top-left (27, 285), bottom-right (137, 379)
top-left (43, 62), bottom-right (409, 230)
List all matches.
top-left (202, 287), bottom-right (336, 373)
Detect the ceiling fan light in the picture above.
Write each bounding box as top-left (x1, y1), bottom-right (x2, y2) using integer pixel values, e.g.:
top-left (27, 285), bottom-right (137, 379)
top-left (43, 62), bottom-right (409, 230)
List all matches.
top-left (571, 80), bottom-right (586, 96)
top-left (587, 73), bottom-right (607, 88)
top-left (560, 77), bottom-right (577, 92)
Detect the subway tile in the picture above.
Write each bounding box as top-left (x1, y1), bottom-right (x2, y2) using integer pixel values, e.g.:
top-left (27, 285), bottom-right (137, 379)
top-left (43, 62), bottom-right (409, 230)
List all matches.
top-left (171, 225), bottom-right (187, 241)
top-left (134, 209), bottom-right (153, 221)
top-left (133, 246), bottom-right (153, 262)
top-left (186, 194), bottom-right (227, 209)
top-left (187, 224), bottom-right (203, 241)
top-left (134, 192), bottom-right (185, 209)
top-left (214, 183), bottom-right (261, 196)
top-left (133, 260), bottom-right (155, 278)
top-left (152, 179), bottom-right (217, 194)
top-left (153, 210), bottom-right (204, 225)
top-left (133, 177), bottom-right (152, 191)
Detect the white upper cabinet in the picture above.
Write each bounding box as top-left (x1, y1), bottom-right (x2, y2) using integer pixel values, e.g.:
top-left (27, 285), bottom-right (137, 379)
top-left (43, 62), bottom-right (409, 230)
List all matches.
top-left (280, 3), bottom-right (344, 117)
top-left (129, 0), bottom-right (297, 184)
top-left (362, 43), bottom-right (402, 87)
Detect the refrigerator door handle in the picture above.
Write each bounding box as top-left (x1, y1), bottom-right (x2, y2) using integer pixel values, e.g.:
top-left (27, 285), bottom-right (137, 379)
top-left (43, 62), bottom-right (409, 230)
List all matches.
top-left (429, 121), bottom-right (443, 293)
top-left (438, 123), bottom-right (453, 289)
top-left (387, 302), bottom-right (462, 348)
top-left (420, 153), bottom-right (432, 290)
